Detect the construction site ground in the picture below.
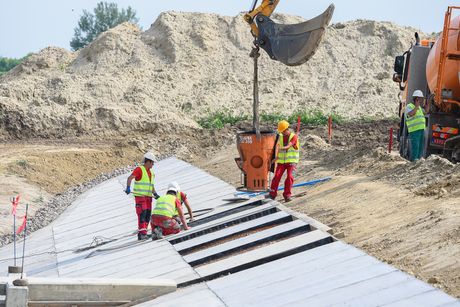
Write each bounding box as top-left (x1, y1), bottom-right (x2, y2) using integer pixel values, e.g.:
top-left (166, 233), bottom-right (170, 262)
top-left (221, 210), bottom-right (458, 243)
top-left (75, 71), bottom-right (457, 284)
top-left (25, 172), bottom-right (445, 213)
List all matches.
top-left (1, 120), bottom-right (459, 298)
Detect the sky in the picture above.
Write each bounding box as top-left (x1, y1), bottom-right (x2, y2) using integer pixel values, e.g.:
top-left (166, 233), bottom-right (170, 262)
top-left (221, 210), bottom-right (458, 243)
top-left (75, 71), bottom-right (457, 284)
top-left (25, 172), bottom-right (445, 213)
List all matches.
top-left (0, 0), bottom-right (457, 58)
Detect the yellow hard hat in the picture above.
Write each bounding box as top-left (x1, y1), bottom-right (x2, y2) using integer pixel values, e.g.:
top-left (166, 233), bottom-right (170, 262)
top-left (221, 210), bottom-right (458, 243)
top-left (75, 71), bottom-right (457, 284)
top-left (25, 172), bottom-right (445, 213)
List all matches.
top-left (277, 120), bottom-right (289, 133)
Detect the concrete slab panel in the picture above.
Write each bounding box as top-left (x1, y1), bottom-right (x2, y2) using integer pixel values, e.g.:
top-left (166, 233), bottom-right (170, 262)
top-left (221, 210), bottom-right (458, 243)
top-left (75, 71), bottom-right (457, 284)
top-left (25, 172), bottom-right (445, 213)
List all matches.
top-left (184, 219), bottom-right (308, 265)
top-left (1, 158), bottom-right (457, 307)
top-left (342, 282), bottom-right (455, 306)
top-left (196, 230), bottom-right (332, 279)
top-left (292, 273), bottom-right (429, 307)
top-left (218, 262), bottom-right (395, 306)
top-left (26, 277), bottom-right (176, 303)
top-left (138, 284), bottom-right (225, 307)
top-left (174, 211), bottom-right (291, 253)
top-left (209, 250), bottom-right (376, 302)
top-left (58, 240), bottom-right (172, 276)
top-left (208, 241), bottom-right (352, 291)
top-left (168, 203), bottom-right (277, 243)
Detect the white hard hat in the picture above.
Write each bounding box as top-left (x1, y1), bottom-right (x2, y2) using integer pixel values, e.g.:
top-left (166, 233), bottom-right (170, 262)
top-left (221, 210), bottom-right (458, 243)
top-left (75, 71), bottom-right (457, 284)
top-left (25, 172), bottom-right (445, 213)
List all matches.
top-left (167, 181), bottom-right (180, 193)
top-left (412, 90), bottom-right (424, 98)
top-left (143, 152), bottom-right (157, 163)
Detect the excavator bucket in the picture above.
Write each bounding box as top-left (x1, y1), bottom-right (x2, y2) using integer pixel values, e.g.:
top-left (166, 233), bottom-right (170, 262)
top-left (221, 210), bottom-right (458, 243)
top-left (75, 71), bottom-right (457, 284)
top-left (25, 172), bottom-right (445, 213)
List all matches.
top-left (255, 4), bottom-right (335, 66)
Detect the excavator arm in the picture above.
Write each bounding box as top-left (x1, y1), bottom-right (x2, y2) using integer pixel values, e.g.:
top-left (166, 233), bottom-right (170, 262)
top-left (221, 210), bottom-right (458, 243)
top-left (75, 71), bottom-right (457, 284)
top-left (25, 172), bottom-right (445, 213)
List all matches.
top-left (244, 0), bottom-right (280, 37)
top-left (244, 0), bottom-right (335, 66)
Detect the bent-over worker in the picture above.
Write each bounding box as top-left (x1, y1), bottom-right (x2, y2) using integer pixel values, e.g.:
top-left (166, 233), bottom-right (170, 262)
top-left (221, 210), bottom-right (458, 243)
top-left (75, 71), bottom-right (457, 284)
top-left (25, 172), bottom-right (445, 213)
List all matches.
top-left (169, 181), bottom-right (194, 223)
top-left (125, 152), bottom-right (160, 240)
top-left (269, 120), bottom-right (300, 202)
top-left (151, 182), bottom-right (190, 240)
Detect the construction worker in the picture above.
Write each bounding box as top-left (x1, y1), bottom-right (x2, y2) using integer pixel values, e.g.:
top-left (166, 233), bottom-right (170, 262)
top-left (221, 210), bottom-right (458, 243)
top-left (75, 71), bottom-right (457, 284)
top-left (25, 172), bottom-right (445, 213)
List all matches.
top-left (169, 181), bottom-right (194, 223)
top-left (406, 90), bottom-right (426, 161)
top-left (125, 152), bottom-right (160, 240)
top-left (151, 182), bottom-right (190, 239)
top-left (269, 120), bottom-right (300, 202)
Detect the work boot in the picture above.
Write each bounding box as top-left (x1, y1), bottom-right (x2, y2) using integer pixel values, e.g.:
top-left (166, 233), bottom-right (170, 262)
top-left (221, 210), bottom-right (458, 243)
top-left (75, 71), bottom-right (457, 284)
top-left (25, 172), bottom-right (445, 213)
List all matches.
top-left (153, 227), bottom-right (163, 240)
top-left (265, 194), bottom-right (275, 200)
top-left (284, 197), bottom-right (292, 203)
top-left (138, 233), bottom-right (148, 241)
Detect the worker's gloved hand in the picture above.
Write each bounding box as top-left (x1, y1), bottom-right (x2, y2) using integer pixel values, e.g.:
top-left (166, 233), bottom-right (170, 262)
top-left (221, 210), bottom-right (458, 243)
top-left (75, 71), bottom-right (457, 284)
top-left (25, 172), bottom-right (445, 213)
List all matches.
top-left (125, 186), bottom-right (131, 195)
top-left (153, 192), bottom-right (160, 199)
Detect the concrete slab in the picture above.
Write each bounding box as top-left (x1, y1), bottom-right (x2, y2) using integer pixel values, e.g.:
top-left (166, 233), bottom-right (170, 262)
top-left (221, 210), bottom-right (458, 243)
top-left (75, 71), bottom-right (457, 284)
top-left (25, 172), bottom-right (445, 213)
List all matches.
top-left (1, 158), bottom-right (458, 307)
top-left (173, 210), bottom-right (292, 253)
top-left (338, 280), bottom-right (456, 307)
top-left (136, 284), bottom-right (225, 307)
top-left (167, 202), bottom-right (277, 244)
top-left (0, 158), bottom-right (235, 282)
top-left (195, 230), bottom-right (333, 279)
top-left (5, 285), bottom-right (27, 307)
top-left (203, 241), bottom-right (459, 307)
top-left (26, 277), bottom-right (176, 303)
top-left (208, 245), bottom-right (374, 299)
top-left (184, 219), bottom-right (308, 265)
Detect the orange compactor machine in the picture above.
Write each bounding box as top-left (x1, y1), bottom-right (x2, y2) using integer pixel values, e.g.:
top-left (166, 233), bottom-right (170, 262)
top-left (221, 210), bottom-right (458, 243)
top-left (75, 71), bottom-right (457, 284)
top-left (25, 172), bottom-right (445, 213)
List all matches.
top-left (393, 6), bottom-right (460, 162)
top-left (235, 0), bottom-right (334, 191)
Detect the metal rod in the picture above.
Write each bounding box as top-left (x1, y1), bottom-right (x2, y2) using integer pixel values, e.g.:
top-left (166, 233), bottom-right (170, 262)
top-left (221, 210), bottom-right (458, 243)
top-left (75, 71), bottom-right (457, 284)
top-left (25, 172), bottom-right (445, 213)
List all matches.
top-left (249, 0), bottom-right (258, 12)
top-left (388, 127), bottom-right (394, 153)
top-left (20, 203), bottom-right (28, 279)
top-left (235, 177), bottom-right (332, 197)
top-left (13, 205), bottom-right (16, 266)
top-left (296, 116), bottom-right (301, 135)
top-left (252, 47), bottom-right (261, 139)
top-left (328, 115), bottom-right (333, 143)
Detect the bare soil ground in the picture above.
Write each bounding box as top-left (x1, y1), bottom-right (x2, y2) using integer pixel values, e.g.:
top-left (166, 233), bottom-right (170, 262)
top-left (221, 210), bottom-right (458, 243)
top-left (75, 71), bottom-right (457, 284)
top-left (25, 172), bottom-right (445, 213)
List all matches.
top-left (194, 120), bottom-right (460, 298)
top-left (1, 121), bottom-right (459, 298)
top-left (0, 128), bottom-right (235, 236)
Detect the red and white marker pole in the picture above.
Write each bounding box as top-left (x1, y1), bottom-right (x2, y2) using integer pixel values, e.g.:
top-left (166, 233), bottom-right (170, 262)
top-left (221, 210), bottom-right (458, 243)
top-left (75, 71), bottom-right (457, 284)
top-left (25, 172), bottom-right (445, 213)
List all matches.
top-left (388, 127), bottom-right (393, 153)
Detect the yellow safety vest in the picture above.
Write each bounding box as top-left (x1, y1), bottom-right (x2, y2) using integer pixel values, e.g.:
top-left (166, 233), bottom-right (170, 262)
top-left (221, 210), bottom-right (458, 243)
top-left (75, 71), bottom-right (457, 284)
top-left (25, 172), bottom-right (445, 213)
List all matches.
top-left (277, 133), bottom-right (300, 164)
top-left (406, 103), bottom-right (425, 133)
top-left (173, 192), bottom-right (186, 216)
top-left (152, 194), bottom-right (177, 218)
top-left (132, 166), bottom-right (154, 197)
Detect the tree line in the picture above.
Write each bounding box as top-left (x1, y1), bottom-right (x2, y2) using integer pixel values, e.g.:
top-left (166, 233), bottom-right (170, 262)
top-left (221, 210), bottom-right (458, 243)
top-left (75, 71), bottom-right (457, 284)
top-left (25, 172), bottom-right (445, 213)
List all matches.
top-left (0, 56), bottom-right (28, 75)
top-left (1, 2), bottom-right (138, 75)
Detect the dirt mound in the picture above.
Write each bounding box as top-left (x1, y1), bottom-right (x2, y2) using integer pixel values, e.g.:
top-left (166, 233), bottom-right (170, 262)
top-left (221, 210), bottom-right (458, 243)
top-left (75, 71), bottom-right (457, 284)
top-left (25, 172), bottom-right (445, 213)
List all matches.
top-left (0, 12), bottom-right (417, 139)
top-left (303, 134), bottom-right (330, 149)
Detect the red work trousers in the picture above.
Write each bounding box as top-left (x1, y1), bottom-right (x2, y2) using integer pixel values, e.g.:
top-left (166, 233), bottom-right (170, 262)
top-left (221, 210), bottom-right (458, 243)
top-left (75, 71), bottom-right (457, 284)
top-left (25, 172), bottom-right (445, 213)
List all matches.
top-left (135, 196), bottom-right (152, 235)
top-left (151, 215), bottom-right (181, 236)
top-left (269, 163), bottom-right (296, 199)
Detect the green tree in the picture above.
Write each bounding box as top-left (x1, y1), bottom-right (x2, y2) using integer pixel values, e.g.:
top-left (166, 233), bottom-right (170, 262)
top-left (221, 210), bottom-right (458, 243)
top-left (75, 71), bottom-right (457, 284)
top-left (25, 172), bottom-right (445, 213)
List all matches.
top-left (70, 1), bottom-right (139, 51)
top-left (0, 55), bottom-right (29, 75)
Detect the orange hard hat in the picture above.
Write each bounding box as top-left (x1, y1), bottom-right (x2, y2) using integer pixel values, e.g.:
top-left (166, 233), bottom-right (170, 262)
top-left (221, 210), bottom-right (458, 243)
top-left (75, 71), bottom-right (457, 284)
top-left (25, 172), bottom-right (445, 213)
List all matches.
top-left (277, 120), bottom-right (289, 133)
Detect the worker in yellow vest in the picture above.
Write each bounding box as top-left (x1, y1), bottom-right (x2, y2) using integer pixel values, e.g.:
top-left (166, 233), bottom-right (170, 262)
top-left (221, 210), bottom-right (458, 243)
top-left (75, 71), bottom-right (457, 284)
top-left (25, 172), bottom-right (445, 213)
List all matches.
top-left (269, 120), bottom-right (300, 202)
top-left (406, 90), bottom-right (427, 161)
top-left (125, 152), bottom-right (160, 240)
top-left (168, 181), bottom-right (194, 223)
top-left (151, 182), bottom-right (190, 240)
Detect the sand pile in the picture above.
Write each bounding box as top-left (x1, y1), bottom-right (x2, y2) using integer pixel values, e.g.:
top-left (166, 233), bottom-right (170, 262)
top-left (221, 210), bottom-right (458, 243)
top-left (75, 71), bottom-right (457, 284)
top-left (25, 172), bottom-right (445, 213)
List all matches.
top-left (303, 134), bottom-right (330, 150)
top-left (0, 12), bottom-right (417, 138)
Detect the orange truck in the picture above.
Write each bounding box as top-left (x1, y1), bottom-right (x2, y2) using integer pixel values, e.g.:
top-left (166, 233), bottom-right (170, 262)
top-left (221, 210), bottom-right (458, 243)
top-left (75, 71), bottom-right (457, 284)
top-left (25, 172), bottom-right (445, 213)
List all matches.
top-left (393, 6), bottom-right (460, 162)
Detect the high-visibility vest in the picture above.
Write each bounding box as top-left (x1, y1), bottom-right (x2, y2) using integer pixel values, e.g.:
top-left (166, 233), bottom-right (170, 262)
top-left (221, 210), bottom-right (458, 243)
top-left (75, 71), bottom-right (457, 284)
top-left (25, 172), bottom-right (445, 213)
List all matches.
top-left (277, 133), bottom-right (300, 164)
top-left (173, 192), bottom-right (183, 216)
top-left (132, 166), bottom-right (154, 197)
top-left (152, 194), bottom-right (177, 218)
top-left (406, 103), bottom-right (425, 133)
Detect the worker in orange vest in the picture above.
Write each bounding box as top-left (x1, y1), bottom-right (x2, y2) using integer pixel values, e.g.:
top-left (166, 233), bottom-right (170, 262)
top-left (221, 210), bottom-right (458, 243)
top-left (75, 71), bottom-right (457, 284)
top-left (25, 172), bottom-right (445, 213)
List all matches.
top-left (269, 120), bottom-right (300, 202)
top-left (125, 152), bottom-right (160, 240)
